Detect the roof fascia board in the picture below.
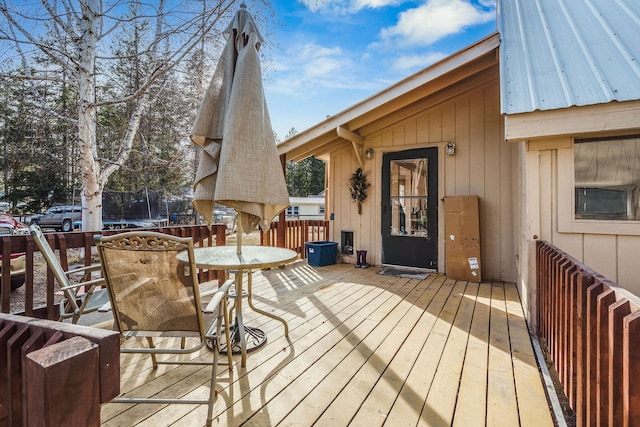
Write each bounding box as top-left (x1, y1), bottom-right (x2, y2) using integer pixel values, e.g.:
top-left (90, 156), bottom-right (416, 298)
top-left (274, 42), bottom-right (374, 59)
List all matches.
top-left (278, 32), bottom-right (500, 156)
top-left (505, 100), bottom-right (640, 142)
top-left (285, 130), bottom-right (340, 162)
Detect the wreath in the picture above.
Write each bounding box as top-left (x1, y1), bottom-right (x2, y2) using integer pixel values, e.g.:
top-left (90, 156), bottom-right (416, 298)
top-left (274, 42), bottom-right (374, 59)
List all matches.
top-left (349, 167), bottom-right (370, 214)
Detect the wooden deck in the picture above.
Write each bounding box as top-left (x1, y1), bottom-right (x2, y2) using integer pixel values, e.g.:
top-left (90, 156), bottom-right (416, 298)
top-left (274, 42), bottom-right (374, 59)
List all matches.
top-left (100, 262), bottom-right (555, 426)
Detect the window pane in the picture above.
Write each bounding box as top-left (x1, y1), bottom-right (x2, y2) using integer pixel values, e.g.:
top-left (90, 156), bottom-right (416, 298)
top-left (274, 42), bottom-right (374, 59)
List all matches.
top-left (389, 158), bottom-right (429, 237)
top-left (574, 136), bottom-right (640, 220)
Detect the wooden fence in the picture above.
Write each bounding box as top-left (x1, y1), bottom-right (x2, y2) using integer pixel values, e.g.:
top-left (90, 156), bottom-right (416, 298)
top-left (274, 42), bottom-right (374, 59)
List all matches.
top-left (260, 220), bottom-right (330, 257)
top-left (536, 240), bottom-right (640, 427)
top-left (1, 225), bottom-right (227, 319)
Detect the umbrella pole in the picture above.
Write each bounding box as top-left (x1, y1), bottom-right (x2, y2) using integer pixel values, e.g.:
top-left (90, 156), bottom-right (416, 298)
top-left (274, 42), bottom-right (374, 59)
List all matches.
top-left (237, 214), bottom-right (243, 255)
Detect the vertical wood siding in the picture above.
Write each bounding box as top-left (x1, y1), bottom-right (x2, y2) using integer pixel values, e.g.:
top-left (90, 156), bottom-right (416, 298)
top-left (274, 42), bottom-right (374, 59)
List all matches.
top-left (327, 76), bottom-right (515, 282)
top-left (530, 142), bottom-right (640, 296)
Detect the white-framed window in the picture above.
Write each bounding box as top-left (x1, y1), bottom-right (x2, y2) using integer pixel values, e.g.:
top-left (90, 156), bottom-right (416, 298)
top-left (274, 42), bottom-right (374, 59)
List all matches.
top-left (558, 134), bottom-right (640, 235)
top-left (286, 206), bottom-right (299, 216)
top-left (318, 205), bottom-right (325, 214)
top-left (574, 135), bottom-right (640, 221)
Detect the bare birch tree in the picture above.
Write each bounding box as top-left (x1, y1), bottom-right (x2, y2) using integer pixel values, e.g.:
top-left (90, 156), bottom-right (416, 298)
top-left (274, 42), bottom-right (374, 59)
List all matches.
top-left (0, 0), bottom-right (247, 230)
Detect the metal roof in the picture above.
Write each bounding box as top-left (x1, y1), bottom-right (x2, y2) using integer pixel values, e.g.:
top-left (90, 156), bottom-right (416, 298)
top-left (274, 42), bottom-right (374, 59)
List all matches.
top-left (499, 0), bottom-right (640, 115)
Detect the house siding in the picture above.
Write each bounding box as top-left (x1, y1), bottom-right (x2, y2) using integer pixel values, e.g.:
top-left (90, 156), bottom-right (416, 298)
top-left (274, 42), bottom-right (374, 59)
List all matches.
top-left (525, 134), bottom-right (640, 297)
top-left (326, 74), bottom-right (516, 283)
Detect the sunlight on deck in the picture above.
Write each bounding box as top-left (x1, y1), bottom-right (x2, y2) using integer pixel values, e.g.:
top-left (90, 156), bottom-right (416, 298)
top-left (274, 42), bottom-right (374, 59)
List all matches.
top-left (101, 262), bottom-right (555, 427)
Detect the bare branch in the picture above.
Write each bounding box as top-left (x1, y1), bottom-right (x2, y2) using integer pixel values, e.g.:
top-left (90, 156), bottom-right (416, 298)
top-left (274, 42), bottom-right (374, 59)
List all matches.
top-left (0, 2), bottom-right (79, 73)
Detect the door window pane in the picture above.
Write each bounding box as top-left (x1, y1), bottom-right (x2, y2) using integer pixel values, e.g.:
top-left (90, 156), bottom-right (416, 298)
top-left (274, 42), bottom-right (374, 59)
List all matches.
top-left (389, 158), bottom-right (429, 237)
top-left (574, 135), bottom-right (640, 220)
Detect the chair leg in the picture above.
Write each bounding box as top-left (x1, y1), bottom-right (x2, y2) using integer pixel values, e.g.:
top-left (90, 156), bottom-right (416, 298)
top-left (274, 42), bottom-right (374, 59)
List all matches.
top-left (146, 337), bottom-right (158, 368)
top-left (206, 335), bottom-right (219, 426)
top-left (222, 298), bottom-right (233, 368)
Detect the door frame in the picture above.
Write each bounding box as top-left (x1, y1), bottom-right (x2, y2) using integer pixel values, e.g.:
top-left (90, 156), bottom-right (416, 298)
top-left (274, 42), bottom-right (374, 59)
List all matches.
top-left (380, 146), bottom-right (439, 270)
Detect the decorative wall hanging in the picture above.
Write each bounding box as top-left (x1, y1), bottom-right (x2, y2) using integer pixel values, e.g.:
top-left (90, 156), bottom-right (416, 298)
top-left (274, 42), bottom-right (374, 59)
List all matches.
top-left (349, 167), bottom-right (370, 214)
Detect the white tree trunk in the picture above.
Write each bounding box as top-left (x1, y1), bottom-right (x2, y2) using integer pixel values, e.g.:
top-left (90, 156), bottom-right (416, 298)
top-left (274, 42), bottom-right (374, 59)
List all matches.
top-left (77, 0), bottom-right (104, 232)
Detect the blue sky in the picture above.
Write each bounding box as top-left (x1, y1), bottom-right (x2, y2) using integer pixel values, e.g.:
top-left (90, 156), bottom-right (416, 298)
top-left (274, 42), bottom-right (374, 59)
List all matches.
top-left (261, 0), bottom-right (497, 140)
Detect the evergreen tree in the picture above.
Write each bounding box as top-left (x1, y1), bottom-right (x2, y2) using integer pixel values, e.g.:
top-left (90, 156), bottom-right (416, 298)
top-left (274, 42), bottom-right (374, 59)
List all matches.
top-left (283, 127), bottom-right (326, 197)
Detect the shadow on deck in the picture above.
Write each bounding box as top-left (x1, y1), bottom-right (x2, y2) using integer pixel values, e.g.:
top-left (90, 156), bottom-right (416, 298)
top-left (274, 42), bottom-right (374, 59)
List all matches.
top-left (100, 262), bottom-right (556, 427)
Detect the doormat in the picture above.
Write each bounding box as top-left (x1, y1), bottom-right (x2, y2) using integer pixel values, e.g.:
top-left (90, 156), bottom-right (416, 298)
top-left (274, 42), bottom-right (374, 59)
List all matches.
top-left (377, 268), bottom-right (430, 280)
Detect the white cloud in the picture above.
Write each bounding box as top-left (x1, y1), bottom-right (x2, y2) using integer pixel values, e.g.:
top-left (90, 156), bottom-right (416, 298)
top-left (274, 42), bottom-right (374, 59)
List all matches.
top-left (299, 44), bottom-right (343, 61)
top-left (299, 0), bottom-right (334, 13)
top-left (351, 0), bottom-right (405, 10)
top-left (299, 0), bottom-right (403, 13)
top-left (392, 52), bottom-right (448, 71)
top-left (379, 0), bottom-right (495, 46)
top-left (267, 42), bottom-right (370, 96)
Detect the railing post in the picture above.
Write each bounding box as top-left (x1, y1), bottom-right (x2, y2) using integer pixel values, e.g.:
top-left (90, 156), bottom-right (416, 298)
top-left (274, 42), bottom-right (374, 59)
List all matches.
top-left (623, 311), bottom-right (640, 427)
top-left (574, 270), bottom-right (593, 426)
top-left (609, 300), bottom-right (631, 426)
top-left (24, 240), bottom-right (35, 317)
top-left (25, 337), bottom-right (101, 426)
top-left (596, 289), bottom-right (615, 427)
top-left (585, 281), bottom-right (603, 427)
top-left (1, 236), bottom-right (11, 313)
top-left (277, 212), bottom-right (286, 248)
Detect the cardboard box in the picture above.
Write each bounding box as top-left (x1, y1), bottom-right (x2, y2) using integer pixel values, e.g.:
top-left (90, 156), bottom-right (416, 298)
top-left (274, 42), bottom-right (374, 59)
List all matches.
top-left (444, 196), bottom-right (481, 282)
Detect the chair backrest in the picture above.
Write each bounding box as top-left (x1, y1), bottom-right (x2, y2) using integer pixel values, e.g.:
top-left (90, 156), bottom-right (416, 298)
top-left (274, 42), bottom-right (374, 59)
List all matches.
top-left (95, 231), bottom-right (205, 337)
top-left (29, 224), bottom-right (73, 289)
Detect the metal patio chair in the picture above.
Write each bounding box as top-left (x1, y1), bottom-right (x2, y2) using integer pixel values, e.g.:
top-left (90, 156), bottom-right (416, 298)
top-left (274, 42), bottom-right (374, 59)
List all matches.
top-left (29, 224), bottom-right (109, 323)
top-left (94, 231), bottom-right (233, 426)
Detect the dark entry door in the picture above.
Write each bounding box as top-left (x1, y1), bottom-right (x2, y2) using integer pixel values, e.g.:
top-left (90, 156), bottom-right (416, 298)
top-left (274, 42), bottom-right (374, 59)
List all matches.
top-left (381, 147), bottom-right (438, 269)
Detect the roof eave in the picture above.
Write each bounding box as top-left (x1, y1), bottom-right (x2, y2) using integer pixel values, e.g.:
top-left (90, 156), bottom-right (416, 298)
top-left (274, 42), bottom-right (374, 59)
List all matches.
top-left (277, 32), bottom-right (501, 159)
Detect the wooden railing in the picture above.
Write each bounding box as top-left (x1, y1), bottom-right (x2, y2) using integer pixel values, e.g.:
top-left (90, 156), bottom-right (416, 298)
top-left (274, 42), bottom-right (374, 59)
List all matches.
top-left (1, 225), bottom-right (227, 318)
top-left (2, 220), bottom-right (330, 320)
top-left (0, 313), bottom-right (120, 425)
top-left (536, 241), bottom-right (640, 427)
top-left (260, 219), bottom-right (330, 257)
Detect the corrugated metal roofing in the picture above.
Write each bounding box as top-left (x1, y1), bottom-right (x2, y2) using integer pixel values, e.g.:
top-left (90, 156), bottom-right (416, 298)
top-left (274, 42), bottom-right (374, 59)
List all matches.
top-left (499, 0), bottom-right (640, 115)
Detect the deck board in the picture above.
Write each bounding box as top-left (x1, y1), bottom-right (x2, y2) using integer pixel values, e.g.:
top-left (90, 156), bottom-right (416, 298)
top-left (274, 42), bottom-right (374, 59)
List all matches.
top-left (486, 283), bottom-right (520, 427)
top-left (452, 282), bottom-right (491, 427)
top-left (100, 263), bottom-right (556, 427)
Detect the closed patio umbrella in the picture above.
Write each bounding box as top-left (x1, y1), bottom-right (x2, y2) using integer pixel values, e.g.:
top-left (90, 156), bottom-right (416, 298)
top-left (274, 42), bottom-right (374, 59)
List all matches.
top-left (191, 4), bottom-right (289, 253)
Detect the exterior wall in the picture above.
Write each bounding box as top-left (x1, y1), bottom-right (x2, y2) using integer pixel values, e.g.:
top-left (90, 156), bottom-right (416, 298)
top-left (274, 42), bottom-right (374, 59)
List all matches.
top-left (524, 136), bottom-right (640, 297)
top-left (326, 76), bottom-right (516, 282)
top-left (515, 101), bottom-right (640, 325)
top-left (286, 197), bottom-right (325, 220)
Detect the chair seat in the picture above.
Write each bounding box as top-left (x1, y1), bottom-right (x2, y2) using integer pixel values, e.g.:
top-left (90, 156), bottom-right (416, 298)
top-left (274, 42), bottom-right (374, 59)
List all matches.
top-left (80, 287), bottom-right (111, 309)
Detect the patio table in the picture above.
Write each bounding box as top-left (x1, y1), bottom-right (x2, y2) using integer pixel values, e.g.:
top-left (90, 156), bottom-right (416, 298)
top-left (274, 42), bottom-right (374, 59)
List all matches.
top-left (177, 245), bottom-right (297, 367)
